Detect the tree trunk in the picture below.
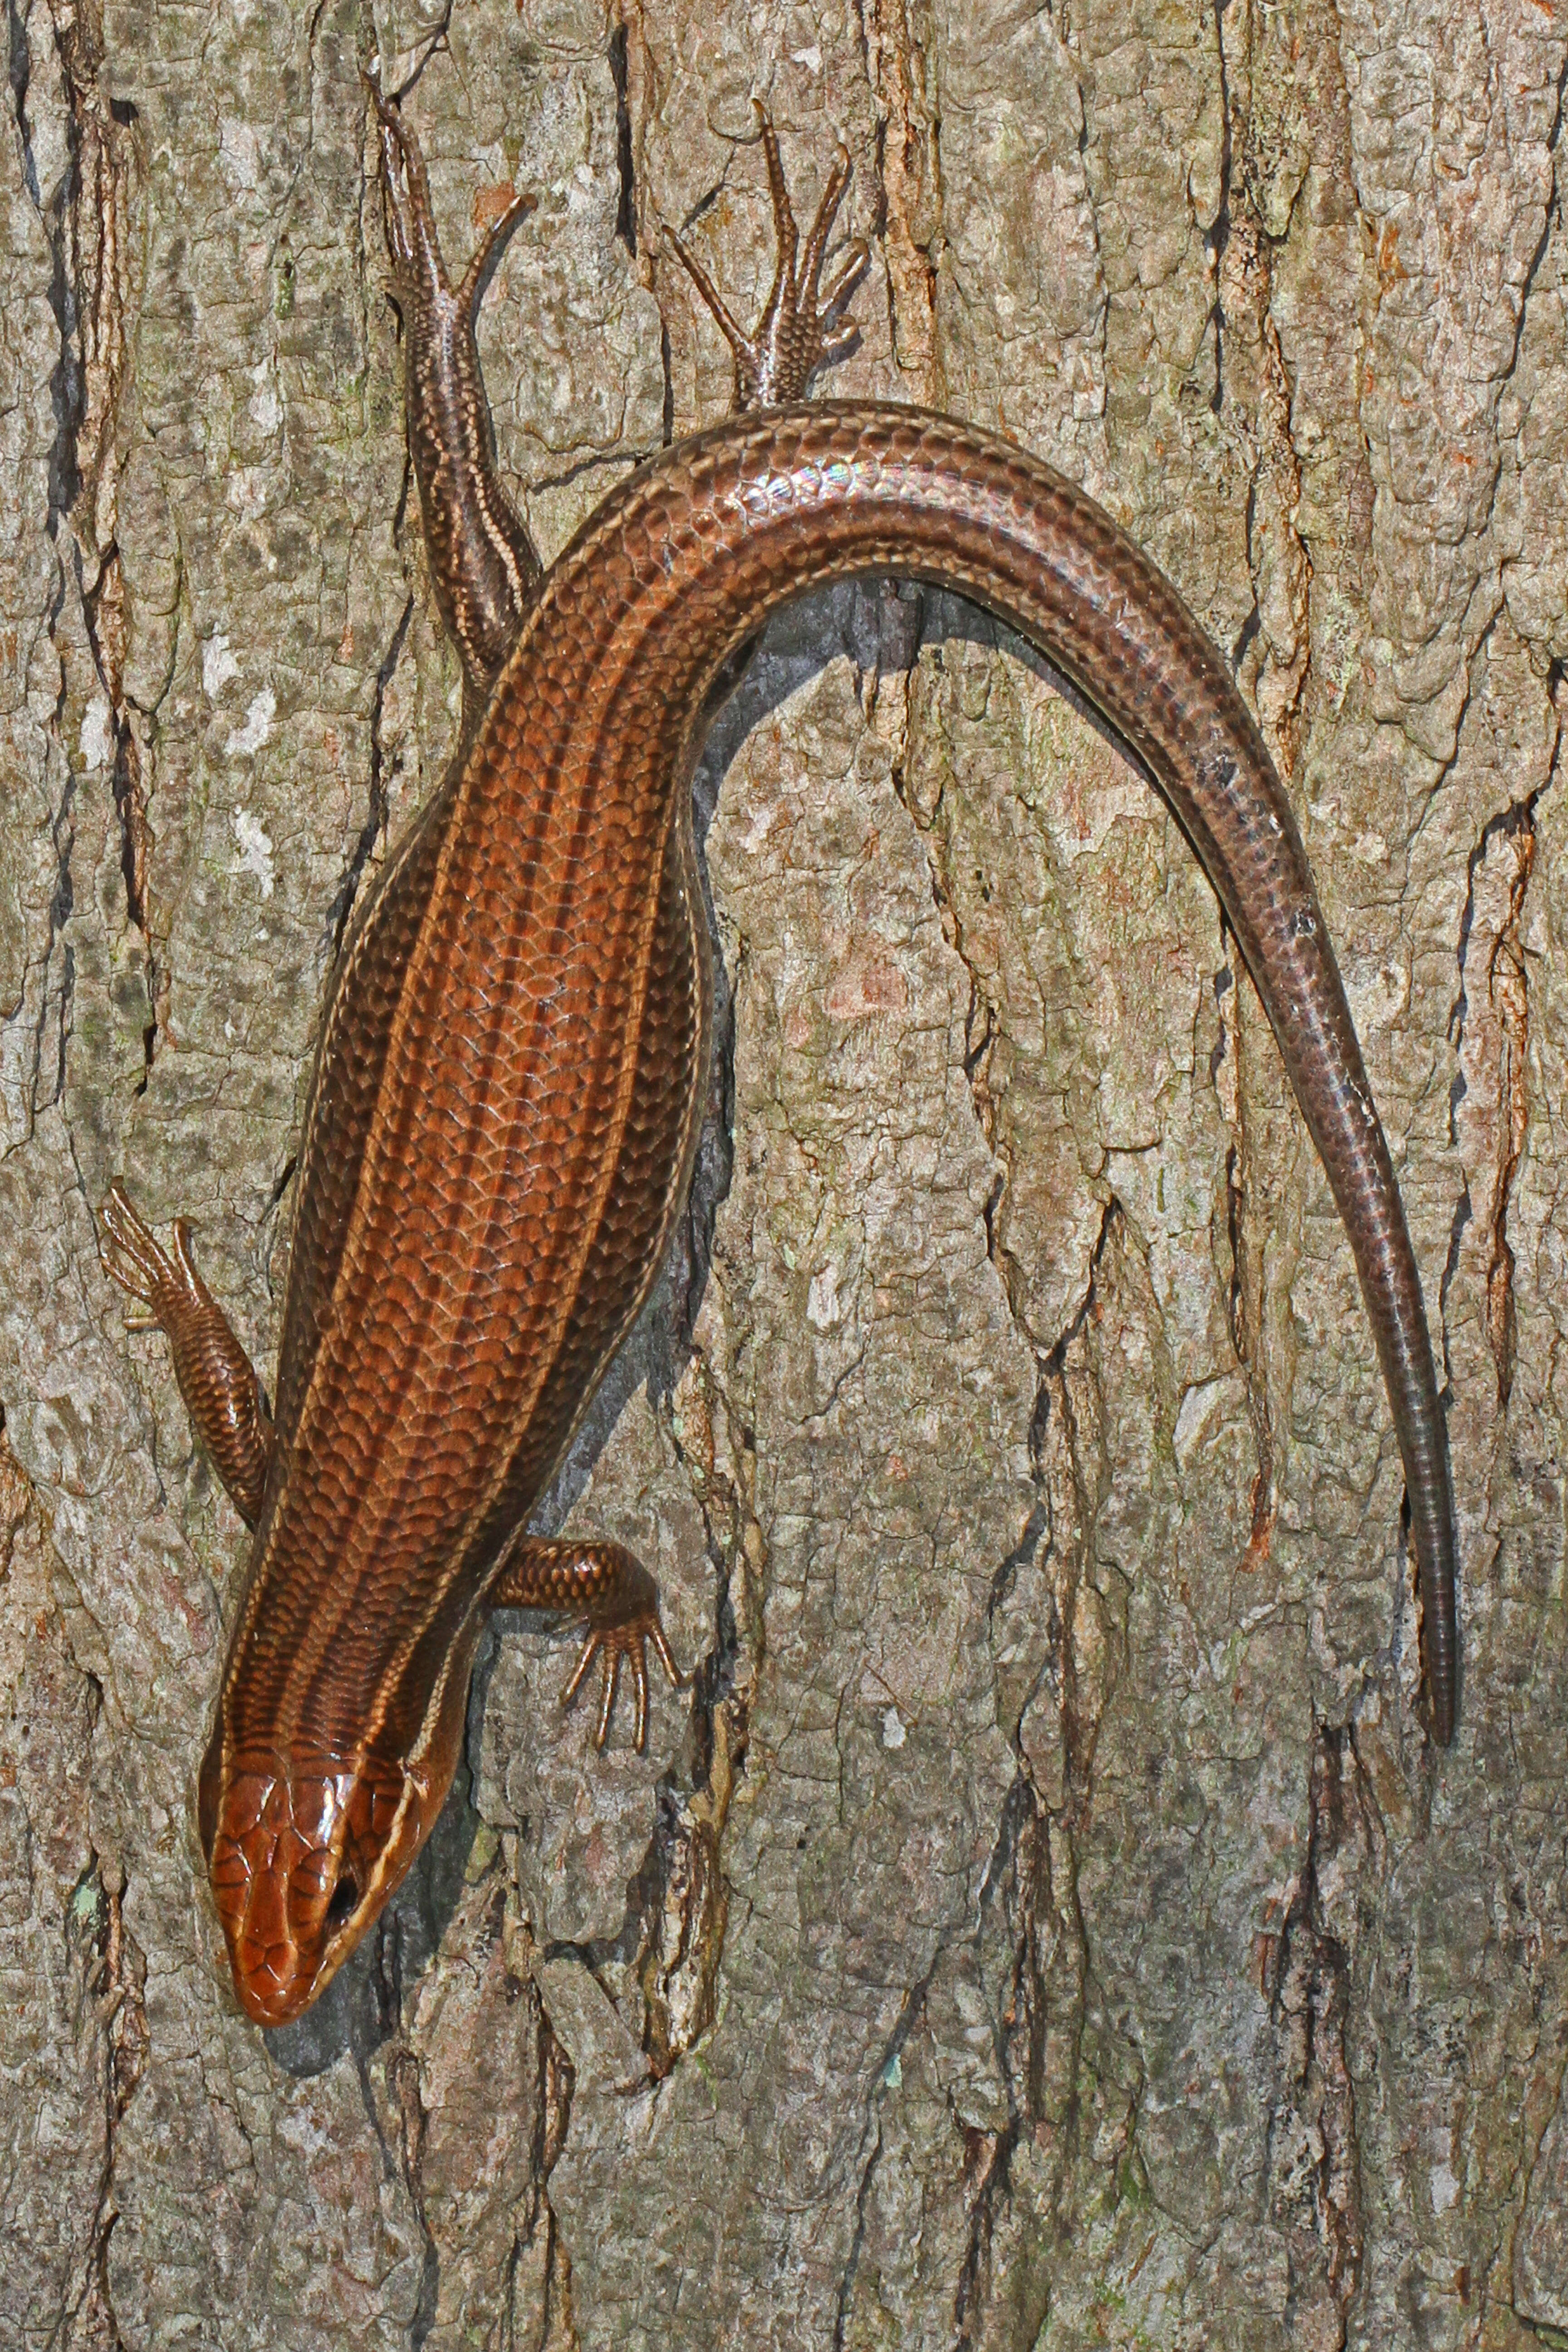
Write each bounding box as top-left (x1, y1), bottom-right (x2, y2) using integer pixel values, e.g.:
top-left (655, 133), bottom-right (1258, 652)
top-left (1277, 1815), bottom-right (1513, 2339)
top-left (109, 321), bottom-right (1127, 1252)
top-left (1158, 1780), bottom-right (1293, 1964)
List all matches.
top-left (1, 0), bottom-right (1564, 2343)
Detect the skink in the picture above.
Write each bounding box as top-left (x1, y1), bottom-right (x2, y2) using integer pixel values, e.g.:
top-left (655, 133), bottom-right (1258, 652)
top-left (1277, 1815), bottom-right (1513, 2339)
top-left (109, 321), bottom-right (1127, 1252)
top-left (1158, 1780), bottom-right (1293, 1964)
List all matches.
top-left (101, 91), bottom-right (1456, 2027)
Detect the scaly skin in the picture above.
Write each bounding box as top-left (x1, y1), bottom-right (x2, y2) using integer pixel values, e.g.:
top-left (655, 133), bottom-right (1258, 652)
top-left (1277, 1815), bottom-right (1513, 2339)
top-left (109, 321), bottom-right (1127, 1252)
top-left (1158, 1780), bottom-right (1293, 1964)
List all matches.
top-left (102, 93), bottom-right (1456, 2028)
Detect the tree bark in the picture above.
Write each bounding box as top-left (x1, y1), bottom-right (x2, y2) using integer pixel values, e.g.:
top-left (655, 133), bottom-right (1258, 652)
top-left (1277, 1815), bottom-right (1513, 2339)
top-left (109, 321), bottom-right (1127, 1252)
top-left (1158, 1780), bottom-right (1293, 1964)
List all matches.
top-left (1, 0), bottom-right (1564, 2343)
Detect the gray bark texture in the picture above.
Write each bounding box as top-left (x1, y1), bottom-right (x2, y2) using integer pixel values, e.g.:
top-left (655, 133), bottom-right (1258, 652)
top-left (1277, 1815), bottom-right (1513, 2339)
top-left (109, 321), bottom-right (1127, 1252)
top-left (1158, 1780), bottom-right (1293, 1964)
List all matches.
top-left (0, 0), bottom-right (1563, 2341)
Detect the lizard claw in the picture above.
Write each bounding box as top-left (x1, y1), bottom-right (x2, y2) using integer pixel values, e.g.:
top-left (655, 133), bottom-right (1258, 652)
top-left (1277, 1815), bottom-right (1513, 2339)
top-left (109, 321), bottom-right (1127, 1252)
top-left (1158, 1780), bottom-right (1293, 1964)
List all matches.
top-left (665, 100), bottom-right (869, 409)
top-left (561, 1608), bottom-right (682, 1751)
top-left (99, 1181), bottom-right (190, 1330)
top-left (363, 72), bottom-right (447, 303)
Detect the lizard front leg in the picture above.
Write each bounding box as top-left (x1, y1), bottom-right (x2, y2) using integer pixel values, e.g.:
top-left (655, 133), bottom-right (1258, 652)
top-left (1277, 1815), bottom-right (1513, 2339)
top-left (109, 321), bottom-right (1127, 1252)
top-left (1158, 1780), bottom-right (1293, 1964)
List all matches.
top-left (99, 1185), bottom-right (274, 1527)
top-left (489, 1538), bottom-right (682, 1752)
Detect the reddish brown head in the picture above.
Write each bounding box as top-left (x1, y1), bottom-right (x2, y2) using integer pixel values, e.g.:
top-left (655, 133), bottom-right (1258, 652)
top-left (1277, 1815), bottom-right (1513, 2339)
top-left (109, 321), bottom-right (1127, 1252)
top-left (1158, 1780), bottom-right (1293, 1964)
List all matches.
top-left (198, 1731), bottom-right (438, 2026)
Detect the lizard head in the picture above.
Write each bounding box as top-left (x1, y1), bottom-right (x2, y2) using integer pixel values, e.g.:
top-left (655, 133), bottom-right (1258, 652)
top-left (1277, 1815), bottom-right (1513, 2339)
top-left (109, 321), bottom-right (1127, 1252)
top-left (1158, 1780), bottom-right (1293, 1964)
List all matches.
top-left (198, 1729), bottom-right (446, 2027)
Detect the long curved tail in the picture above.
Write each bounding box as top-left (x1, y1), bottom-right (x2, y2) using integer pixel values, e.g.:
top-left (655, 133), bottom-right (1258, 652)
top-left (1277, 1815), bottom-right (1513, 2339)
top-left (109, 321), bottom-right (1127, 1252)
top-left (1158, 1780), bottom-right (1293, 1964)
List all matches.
top-left (477, 399), bottom-right (1457, 1738)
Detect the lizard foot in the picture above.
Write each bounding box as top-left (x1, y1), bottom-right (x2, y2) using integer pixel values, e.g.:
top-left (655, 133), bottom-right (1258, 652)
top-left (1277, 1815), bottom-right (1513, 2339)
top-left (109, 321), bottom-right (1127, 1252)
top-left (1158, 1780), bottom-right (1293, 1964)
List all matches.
top-left (666, 100), bottom-right (870, 409)
top-left (489, 1535), bottom-right (685, 1750)
top-left (561, 1608), bottom-right (682, 1752)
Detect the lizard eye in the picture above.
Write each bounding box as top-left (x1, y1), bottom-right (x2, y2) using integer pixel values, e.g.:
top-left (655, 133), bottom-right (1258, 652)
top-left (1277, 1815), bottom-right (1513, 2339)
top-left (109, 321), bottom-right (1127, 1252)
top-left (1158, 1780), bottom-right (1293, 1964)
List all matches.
top-left (325, 1871), bottom-right (360, 1931)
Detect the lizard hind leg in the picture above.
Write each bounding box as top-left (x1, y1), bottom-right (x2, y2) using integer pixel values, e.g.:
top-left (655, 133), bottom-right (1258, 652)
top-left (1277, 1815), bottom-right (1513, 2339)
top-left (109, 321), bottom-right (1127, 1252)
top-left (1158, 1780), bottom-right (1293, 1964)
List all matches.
top-left (664, 100), bottom-right (871, 411)
top-left (99, 1184), bottom-right (274, 1528)
top-left (488, 1537), bottom-right (682, 1751)
top-left (364, 72), bottom-right (543, 705)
